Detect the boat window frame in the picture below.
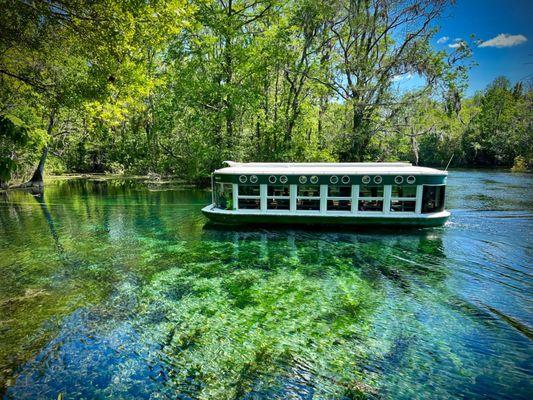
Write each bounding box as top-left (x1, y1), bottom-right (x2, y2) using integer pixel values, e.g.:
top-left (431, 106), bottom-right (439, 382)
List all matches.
top-left (214, 182), bottom-right (235, 210)
top-left (236, 184), bottom-right (261, 210)
top-left (237, 184), bottom-right (261, 198)
top-left (297, 185), bottom-right (321, 199)
top-left (357, 185), bottom-right (385, 212)
top-left (296, 184), bottom-right (321, 211)
top-left (326, 185), bottom-right (352, 212)
top-left (421, 184), bottom-right (446, 214)
top-left (266, 184), bottom-right (291, 210)
top-left (389, 185), bottom-right (418, 213)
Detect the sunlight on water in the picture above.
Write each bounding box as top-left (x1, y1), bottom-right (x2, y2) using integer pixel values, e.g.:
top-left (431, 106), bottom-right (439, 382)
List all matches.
top-left (0, 171), bottom-right (531, 399)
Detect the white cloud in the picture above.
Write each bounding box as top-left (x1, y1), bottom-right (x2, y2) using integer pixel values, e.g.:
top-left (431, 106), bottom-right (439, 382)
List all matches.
top-left (448, 40), bottom-right (465, 49)
top-left (478, 33), bottom-right (527, 48)
top-left (437, 36), bottom-right (449, 44)
top-left (392, 73), bottom-right (413, 81)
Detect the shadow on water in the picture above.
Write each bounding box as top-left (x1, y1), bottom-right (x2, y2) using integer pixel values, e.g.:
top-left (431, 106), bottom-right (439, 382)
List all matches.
top-left (0, 185), bottom-right (129, 395)
top-left (32, 187), bottom-right (63, 254)
top-left (202, 221), bottom-right (440, 234)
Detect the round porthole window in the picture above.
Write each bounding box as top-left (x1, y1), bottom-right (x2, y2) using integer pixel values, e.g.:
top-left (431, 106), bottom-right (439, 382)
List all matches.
top-left (250, 175), bottom-right (258, 183)
top-left (299, 176), bottom-right (308, 184)
top-left (374, 176), bottom-right (383, 184)
top-left (341, 175), bottom-right (350, 184)
top-left (330, 176), bottom-right (339, 184)
top-left (239, 175), bottom-right (247, 183)
top-left (310, 176), bottom-right (319, 184)
top-left (394, 176), bottom-right (404, 184)
top-left (279, 175), bottom-right (288, 184)
top-left (269, 175), bottom-right (277, 184)
top-left (406, 175), bottom-right (416, 184)
top-left (362, 175), bottom-right (371, 184)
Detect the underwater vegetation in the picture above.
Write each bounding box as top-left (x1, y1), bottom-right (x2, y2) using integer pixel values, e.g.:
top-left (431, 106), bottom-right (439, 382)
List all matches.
top-left (0, 172), bottom-right (532, 399)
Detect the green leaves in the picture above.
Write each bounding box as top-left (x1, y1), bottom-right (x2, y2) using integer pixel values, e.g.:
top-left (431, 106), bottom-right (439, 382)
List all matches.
top-left (0, 114), bottom-right (47, 182)
top-left (0, 0), bottom-right (529, 185)
top-left (462, 76), bottom-right (531, 166)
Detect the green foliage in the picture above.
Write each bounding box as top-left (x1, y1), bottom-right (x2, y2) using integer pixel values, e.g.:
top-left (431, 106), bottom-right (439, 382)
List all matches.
top-left (461, 77), bottom-right (532, 166)
top-left (0, 114), bottom-right (46, 183)
top-left (0, 1), bottom-right (530, 186)
top-left (511, 156), bottom-right (528, 172)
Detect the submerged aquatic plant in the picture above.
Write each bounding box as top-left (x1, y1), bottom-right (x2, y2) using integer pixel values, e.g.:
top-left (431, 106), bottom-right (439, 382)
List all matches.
top-left (138, 238), bottom-right (381, 399)
top-left (2, 178), bottom-right (532, 399)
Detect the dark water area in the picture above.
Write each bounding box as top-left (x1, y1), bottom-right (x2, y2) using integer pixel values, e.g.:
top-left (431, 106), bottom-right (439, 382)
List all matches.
top-left (0, 170), bottom-right (531, 399)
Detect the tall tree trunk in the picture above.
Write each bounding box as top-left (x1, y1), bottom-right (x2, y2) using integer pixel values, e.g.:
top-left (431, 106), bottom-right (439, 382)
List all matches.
top-left (350, 104), bottom-right (365, 161)
top-left (256, 119), bottom-right (261, 157)
top-left (223, 0), bottom-right (235, 152)
top-left (28, 108), bottom-right (56, 186)
top-left (410, 134), bottom-right (419, 166)
top-left (349, 102), bottom-right (374, 161)
top-left (29, 147), bottom-right (49, 185)
top-left (318, 95), bottom-right (328, 149)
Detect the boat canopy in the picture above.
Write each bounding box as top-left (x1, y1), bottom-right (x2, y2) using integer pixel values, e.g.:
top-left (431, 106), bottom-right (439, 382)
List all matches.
top-left (216, 161), bottom-right (447, 176)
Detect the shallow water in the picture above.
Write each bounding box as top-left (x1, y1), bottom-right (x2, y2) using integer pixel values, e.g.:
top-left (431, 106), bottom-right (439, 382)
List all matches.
top-left (0, 170), bottom-right (531, 399)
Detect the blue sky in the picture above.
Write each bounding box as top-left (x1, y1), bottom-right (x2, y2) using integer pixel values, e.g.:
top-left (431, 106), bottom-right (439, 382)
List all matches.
top-left (397, 0), bottom-right (533, 96)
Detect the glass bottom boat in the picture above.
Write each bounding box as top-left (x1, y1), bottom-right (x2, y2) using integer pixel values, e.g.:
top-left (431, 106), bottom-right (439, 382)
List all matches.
top-left (202, 162), bottom-right (450, 227)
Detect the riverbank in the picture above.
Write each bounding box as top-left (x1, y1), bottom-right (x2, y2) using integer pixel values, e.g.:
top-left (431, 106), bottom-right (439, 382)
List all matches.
top-left (0, 173), bottom-right (202, 192)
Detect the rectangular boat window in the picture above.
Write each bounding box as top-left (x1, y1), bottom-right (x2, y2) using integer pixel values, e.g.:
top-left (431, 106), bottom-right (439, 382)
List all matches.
top-left (238, 185), bottom-right (260, 196)
top-left (358, 185), bottom-right (384, 212)
top-left (297, 185), bottom-right (320, 197)
top-left (267, 185), bottom-right (290, 197)
top-left (328, 185), bottom-right (351, 197)
top-left (297, 185), bottom-right (320, 211)
top-left (389, 185), bottom-right (417, 212)
top-left (422, 185), bottom-right (445, 213)
top-left (327, 199), bottom-right (351, 211)
top-left (297, 199), bottom-right (320, 210)
top-left (327, 185), bottom-right (351, 211)
top-left (236, 184), bottom-right (260, 210)
top-left (267, 185), bottom-right (291, 210)
top-left (391, 186), bottom-right (417, 198)
top-left (215, 183), bottom-right (234, 210)
top-left (359, 185), bottom-right (384, 197)
top-left (267, 185), bottom-right (290, 210)
top-left (267, 198), bottom-right (290, 210)
top-left (238, 198), bottom-right (261, 209)
top-left (358, 200), bottom-right (383, 212)
top-left (390, 200), bottom-right (416, 212)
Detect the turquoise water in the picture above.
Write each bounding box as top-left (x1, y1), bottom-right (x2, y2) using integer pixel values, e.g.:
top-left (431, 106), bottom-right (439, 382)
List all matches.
top-left (0, 171), bottom-right (531, 399)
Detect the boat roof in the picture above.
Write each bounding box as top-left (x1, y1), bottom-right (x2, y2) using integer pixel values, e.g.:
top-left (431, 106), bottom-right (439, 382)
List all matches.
top-left (215, 161), bottom-right (447, 176)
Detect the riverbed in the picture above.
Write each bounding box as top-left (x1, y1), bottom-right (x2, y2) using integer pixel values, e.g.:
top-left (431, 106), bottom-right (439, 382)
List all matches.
top-left (0, 170), bottom-right (531, 399)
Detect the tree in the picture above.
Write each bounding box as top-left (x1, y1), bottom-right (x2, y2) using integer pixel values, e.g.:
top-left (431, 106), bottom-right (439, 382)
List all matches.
top-left (463, 76), bottom-right (532, 166)
top-left (0, 0), bottom-right (190, 186)
top-left (0, 0), bottom-right (529, 187)
top-left (322, 0), bottom-right (452, 161)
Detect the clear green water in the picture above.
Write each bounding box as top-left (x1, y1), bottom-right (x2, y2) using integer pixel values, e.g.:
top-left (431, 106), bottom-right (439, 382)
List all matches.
top-left (0, 171), bottom-right (531, 399)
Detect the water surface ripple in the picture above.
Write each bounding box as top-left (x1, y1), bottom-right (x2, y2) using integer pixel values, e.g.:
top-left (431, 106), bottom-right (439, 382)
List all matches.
top-left (0, 170), bottom-right (531, 399)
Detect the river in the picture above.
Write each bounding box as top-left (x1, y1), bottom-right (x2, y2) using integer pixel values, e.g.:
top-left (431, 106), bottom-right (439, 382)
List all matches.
top-left (0, 170), bottom-right (531, 399)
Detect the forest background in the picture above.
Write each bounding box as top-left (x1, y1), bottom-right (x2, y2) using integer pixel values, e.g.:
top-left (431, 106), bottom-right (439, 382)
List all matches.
top-left (1, 0), bottom-right (531, 188)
